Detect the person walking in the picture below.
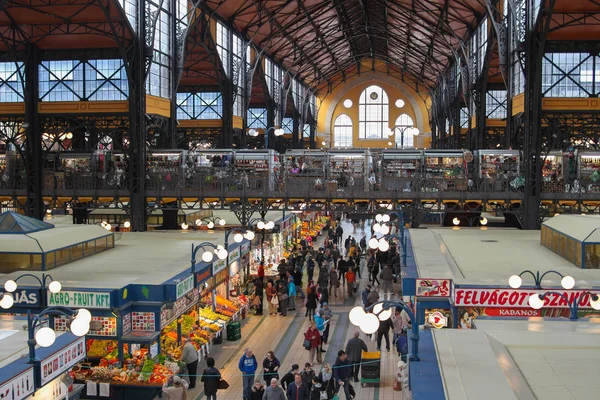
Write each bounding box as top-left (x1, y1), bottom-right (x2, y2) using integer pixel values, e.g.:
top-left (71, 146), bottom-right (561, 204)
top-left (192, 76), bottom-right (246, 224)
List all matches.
top-left (238, 348), bottom-right (258, 400)
top-left (288, 277), bottom-right (297, 311)
top-left (306, 287), bottom-right (318, 321)
top-left (293, 267), bottom-right (305, 300)
top-left (301, 363), bottom-right (315, 390)
top-left (287, 373), bottom-right (309, 400)
top-left (309, 376), bottom-right (324, 400)
top-left (254, 278), bottom-right (264, 315)
top-left (392, 309), bottom-right (405, 347)
top-left (262, 350), bottom-right (281, 383)
top-left (250, 379), bottom-right (265, 400)
top-left (306, 256), bottom-right (316, 283)
top-left (280, 364), bottom-right (300, 391)
top-left (276, 278), bottom-right (289, 316)
top-left (366, 287), bottom-right (380, 308)
top-left (345, 268), bottom-right (356, 297)
top-left (380, 263), bottom-right (394, 300)
top-left (361, 285), bottom-right (371, 308)
top-left (262, 378), bottom-right (286, 400)
top-left (180, 335), bottom-right (199, 389)
top-left (337, 257), bottom-right (348, 286)
top-left (332, 350), bottom-right (352, 400)
top-left (328, 267), bottom-right (339, 298)
top-left (345, 331), bottom-right (368, 382)
top-left (314, 311), bottom-right (326, 353)
top-left (318, 363), bottom-right (335, 400)
top-left (319, 303), bottom-right (333, 345)
top-left (304, 321), bottom-right (321, 364)
top-left (200, 357), bottom-right (221, 400)
top-left (317, 266), bottom-right (329, 295)
top-left (266, 282), bottom-right (278, 315)
top-left (376, 317), bottom-right (394, 352)
top-left (359, 236), bottom-right (366, 254)
top-left (371, 253), bottom-right (381, 286)
top-left (162, 376), bottom-right (188, 400)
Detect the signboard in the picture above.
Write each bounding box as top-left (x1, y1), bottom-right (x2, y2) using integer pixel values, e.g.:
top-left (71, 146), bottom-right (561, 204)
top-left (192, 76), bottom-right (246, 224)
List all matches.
top-left (196, 266), bottom-right (211, 287)
top-left (241, 242), bottom-right (250, 256)
top-left (454, 288), bottom-right (598, 309)
top-left (176, 276), bottom-right (194, 300)
top-left (213, 258), bottom-right (227, 275)
top-left (228, 248), bottom-right (240, 263)
top-left (229, 261), bottom-right (239, 276)
top-left (0, 289), bottom-right (40, 307)
top-left (39, 336), bottom-right (86, 386)
top-left (0, 367), bottom-right (34, 400)
top-left (236, 159), bottom-right (268, 170)
top-left (416, 279), bottom-right (452, 297)
top-left (48, 291), bottom-right (111, 309)
top-left (32, 379), bottom-right (68, 400)
top-left (427, 311), bottom-right (448, 329)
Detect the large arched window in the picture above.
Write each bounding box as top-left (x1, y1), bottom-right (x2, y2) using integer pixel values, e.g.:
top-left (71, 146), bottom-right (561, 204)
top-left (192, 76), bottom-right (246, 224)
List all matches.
top-left (359, 85), bottom-right (389, 139)
top-left (394, 114), bottom-right (415, 148)
top-left (333, 114), bottom-right (353, 147)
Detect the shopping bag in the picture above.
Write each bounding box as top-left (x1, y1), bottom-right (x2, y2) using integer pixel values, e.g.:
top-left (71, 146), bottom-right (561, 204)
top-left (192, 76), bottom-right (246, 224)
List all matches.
top-left (393, 379), bottom-right (402, 391)
top-left (303, 339), bottom-right (312, 350)
top-left (349, 383), bottom-right (356, 397)
top-left (271, 296), bottom-right (279, 306)
top-left (217, 379), bottom-right (229, 390)
top-left (316, 349), bottom-right (323, 364)
top-left (332, 395), bottom-right (340, 400)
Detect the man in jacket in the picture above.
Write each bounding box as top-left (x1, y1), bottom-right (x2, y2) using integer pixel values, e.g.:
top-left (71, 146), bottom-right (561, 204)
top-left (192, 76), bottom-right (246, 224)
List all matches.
top-left (180, 335), bottom-right (199, 388)
top-left (238, 348), bottom-right (258, 400)
top-left (361, 285), bottom-right (371, 307)
top-left (320, 303), bottom-right (333, 345)
top-left (345, 331), bottom-right (368, 382)
top-left (366, 288), bottom-right (380, 307)
top-left (287, 373), bottom-right (309, 400)
top-left (380, 263), bottom-right (394, 300)
top-left (377, 317), bottom-right (394, 352)
top-left (333, 350), bottom-right (353, 400)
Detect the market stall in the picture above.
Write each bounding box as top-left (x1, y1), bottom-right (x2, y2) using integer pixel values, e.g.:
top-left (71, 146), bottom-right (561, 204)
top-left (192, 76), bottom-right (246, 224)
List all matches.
top-left (328, 150), bottom-right (372, 193)
top-left (0, 150), bottom-right (20, 190)
top-left (297, 213), bottom-right (328, 247)
top-left (233, 149), bottom-right (280, 191)
top-left (380, 149), bottom-right (423, 192)
top-left (146, 150), bottom-right (184, 191)
top-left (182, 149), bottom-right (234, 191)
top-left (578, 151), bottom-right (600, 193)
top-left (475, 150), bottom-right (520, 191)
top-left (284, 149), bottom-right (328, 193)
top-left (422, 150), bottom-right (467, 192)
top-left (540, 151), bottom-right (576, 192)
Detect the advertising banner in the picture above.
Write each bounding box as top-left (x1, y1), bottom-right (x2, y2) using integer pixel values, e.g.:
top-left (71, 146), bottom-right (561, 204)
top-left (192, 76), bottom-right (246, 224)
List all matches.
top-left (39, 336), bottom-right (86, 386)
top-left (416, 279), bottom-right (452, 297)
top-left (0, 367), bottom-right (34, 400)
top-left (48, 291), bottom-right (111, 309)
top-left (454, 288), bottom-right (598, 309)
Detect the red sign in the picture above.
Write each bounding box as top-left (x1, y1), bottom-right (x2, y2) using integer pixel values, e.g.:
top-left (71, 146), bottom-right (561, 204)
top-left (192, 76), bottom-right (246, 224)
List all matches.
top-left (416, 279), bottom-right (452, 297)
top-left (482, 308), bottom-right (541, 317)
top-left (454, 288), bottom-right (598, 309)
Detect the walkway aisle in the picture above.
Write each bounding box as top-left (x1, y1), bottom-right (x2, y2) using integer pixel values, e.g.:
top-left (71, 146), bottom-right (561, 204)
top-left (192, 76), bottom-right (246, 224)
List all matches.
top-left (189, 218), bottom-right (403, 400)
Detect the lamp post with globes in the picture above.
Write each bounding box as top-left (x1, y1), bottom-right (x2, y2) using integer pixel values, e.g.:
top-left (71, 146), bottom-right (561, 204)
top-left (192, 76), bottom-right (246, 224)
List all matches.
top-left (2, 274), bottom-right (63, 310)
top-left (224, 228), bottom-right (256, 285)
top-left (249, 218), bottom-right (275, 263)
top-left (248, 127), bottom-right (285, 149)
top-left (388, 126), bottom-right (420, 149)
top-left (372, 212), bottom-right (407, 268)
top-left (27, 307), bottom-right (91, 363)
top-left (528, 291), bottom-right (600, 320)
top-left (508, 270), bottom-right (575, 290)
top-left (193, 216), bottom-right (227, 230)
top-left (190, 242), bottom-right (228, 287)
top-left (349, 300), bottom-right (420, 361)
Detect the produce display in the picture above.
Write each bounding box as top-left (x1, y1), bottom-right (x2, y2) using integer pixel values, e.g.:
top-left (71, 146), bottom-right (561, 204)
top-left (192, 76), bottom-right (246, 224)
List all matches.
top-left (86, 339), bottom-right (118, 358)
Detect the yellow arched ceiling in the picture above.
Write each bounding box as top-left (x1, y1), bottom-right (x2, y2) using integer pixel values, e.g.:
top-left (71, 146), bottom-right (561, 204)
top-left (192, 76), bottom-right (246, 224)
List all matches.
top-left (316, 71), bottom-right (431, 149)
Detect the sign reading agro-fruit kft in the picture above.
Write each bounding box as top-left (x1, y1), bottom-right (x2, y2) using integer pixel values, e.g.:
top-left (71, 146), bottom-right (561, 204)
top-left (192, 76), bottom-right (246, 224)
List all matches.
top-left (48, 291), bottom-right (111, 309)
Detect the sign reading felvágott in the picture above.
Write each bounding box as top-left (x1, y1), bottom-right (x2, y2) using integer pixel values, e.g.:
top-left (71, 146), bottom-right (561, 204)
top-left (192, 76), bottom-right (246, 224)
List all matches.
top-left (48, 291), bottom-right (111, 309)
top-left (176, 276), bottom-right (194, 299)
top-left (454, 288), bottom-right (598, 309)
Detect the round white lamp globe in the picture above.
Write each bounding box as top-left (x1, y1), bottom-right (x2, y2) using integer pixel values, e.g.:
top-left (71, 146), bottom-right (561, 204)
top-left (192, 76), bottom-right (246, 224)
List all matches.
top-left (373, 303), bottom-right (383, 315)
top-left (452, 218), bottom-right (460, 226)
top-left (349, 306), bottom-right (366, 326)
top-left (480, 217), bottom-right (488, 226)
top-left (123, 221), bottom-right (131, 228)
top-left (0, 294), bottom-right (14, 309)
top-left (590, 295), bottom-right (600, 311)
top-left (245, 231), bottom-right (255, 240)
top-left (35, 327), bottom-right (56, 347)
top-left (234, 233), bottom-right (244, 243)
top-left (373, 224), bottom-right (381, 233)
top-left (202, 251), bottom-right (214, 263)
top-left (360, 313), bottom-right (380, 335)
top-left (48, 281), bottom-right (62, 294)
top-left (561, 275), bottom-right (575, 290)
top-left (382, 214), bottom-right (391, 223)
top-left (105, 224), bottom-right (112, 231)
top-left (70, 318), bottom-right (90, 337)
top-left (217, 248), bottom-right (228, 260)
top-left (207, 221), bottom-right (215, 229)
top-left (508, 275), bottom-right (522, 289)
top-left (76, 308), bottom-right (92, 323)
top-left (219, 219), bottom-right (226, 226)
top-left (380, 225), bottom-right (390, 235)
top-left (528, 294), bottom-right (545, 309)
top-left (257, 221), bottom-right (265, 230)
top-left (375, 214), bottom-right (383, 222)
top-left (378, 239), bottom-right (390, 252)
top-left (181, 222), bottom-right (189, 230)
top-left (4, 280), bottom-right (17, 293)
top-left (266, 221), bottom-right (275, 229)
top-left (378, 308), bottom-right (392, 321)
top-left (195, 219), bottom-right (202, 226)
top-left (368, 238), bottom-right (379, 249)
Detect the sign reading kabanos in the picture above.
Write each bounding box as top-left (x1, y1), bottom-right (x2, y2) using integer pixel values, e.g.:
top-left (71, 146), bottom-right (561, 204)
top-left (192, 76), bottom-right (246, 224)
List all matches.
top-left (454, 288), bottom-right (598, 309)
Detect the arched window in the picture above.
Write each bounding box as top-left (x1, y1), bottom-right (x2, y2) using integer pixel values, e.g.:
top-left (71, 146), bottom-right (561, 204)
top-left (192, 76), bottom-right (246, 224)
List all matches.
top-left (333, 114), bottom-right (353, 147)
top-left (359, 85), bottom-right (389, 139)
top-left (394, 114), bottom-right (415, 148)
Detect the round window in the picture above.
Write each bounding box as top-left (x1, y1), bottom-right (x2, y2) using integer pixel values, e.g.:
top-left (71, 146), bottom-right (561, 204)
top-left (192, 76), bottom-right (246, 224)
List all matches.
top-left (395, 99), bottom-right (405, 108)
top-left (370, 92), bottom-right (379, 100)
top-left (343, 99), bottom-right (353, 108)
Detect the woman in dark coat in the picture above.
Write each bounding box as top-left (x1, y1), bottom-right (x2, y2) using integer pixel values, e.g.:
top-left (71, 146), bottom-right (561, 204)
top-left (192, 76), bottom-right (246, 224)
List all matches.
top-left (262, 350), bottom-right (281, 382)
top-left (200, 357), bottom-right (221, 400)
top-left (305, 287), bottom-right (318, 321)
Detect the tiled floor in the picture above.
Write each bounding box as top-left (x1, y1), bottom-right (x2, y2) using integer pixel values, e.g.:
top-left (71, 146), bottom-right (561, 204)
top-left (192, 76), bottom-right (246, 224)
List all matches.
top-left (185, 219), bottom-right (407, 400)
